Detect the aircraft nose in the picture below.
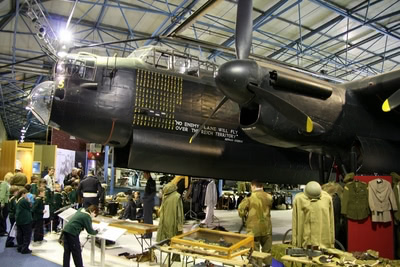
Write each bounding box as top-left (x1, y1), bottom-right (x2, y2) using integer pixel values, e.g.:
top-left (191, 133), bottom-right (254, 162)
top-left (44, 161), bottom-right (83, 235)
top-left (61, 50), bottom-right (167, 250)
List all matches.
top-left (215, 59), bottom-right (259, 105)
top-left (27, 81), bottom-right (55, 125)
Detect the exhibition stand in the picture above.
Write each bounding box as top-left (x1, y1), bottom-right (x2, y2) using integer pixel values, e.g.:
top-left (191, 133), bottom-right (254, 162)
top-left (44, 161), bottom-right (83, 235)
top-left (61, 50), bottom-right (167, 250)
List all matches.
top-left (347, 175), bottom-right (394, 259)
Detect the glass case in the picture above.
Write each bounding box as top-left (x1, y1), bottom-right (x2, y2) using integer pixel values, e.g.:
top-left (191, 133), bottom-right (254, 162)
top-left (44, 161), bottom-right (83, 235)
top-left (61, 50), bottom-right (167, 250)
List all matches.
top-left (171, 228), bottom-right (254, 259)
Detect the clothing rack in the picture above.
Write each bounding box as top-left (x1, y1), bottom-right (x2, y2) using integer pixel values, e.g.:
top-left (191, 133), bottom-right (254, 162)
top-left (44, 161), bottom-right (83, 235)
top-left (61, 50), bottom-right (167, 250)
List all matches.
top-left (184, 177), bottom-right (213, 221)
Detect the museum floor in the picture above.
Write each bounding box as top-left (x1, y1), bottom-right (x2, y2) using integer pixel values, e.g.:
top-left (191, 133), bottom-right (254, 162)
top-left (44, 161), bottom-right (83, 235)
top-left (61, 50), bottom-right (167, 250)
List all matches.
top-left (0, 209), bottom-right (292, 267)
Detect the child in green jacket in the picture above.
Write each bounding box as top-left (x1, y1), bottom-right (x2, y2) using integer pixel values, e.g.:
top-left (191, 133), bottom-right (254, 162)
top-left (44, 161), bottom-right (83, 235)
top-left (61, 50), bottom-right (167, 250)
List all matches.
top-left (32, 188), bottom-right (45, 243)
top-left (52, 183), bottom-right (63, 232)
top-left (15, 188), bottom-right (32, 254)
top-left (5, 186), bottom-right (19, 247)
top-left (63, 205), bottom-right (98, 267)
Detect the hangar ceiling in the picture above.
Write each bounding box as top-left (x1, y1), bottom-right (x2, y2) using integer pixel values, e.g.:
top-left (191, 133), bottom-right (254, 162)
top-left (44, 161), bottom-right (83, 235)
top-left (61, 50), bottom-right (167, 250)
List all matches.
top-left (0, 0), bottom-right (399, 141)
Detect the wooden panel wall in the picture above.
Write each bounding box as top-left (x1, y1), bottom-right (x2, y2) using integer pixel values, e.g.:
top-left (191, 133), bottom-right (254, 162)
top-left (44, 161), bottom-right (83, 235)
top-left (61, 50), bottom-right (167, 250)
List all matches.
top-left (0, 141), bottom-right (17, 181)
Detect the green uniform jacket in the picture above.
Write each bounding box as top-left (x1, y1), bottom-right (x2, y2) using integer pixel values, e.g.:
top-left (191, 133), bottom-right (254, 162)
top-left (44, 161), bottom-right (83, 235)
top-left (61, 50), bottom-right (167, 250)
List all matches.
top-left (53, 192), bottom-right (63, 212)
top-left (156, 183), bottom-right (184, 242)
top-left (16, 197), bottom-right (32, 225)
top-left (238, 189), bottom-right (273, 237)
top-left (341, 181), bottom-right (369, 220)
top-left (292, 191), bottom-right (335, 249)
top-left (0, 181), bottom-right (10, 204)
top-left (32, 197), bottom-right (44, 221)
top-left (68, 190), bottom-right (77, 204)
top-left (30, 183), bottom-right (38, 196)
top-left (63, 208), bottom-right (97, 236)
top-left (45, 188), bottom-right (54, 213)
top-left (61, 191), bottom-right (69, 206)
top-left (8, 196), bottom-right (17, 220)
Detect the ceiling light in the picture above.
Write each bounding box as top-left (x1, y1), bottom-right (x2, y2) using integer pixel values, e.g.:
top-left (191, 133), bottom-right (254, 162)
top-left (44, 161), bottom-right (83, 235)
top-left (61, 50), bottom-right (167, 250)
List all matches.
top-left (59, 29), bottom-right (73, 44)
top-left (57, 50), bottom-right (68, 58)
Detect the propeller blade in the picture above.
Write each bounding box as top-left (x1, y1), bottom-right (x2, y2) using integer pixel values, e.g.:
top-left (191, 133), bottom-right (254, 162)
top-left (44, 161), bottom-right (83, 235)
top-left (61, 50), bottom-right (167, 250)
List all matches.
top-left (248, 84), bottom-right (314, 133)
top-left (382, 89), bottom-right (400, 112)
top-left (189, 96), bottom-right (228, 143)
top-left (235, 0), bottom-right (253, 59)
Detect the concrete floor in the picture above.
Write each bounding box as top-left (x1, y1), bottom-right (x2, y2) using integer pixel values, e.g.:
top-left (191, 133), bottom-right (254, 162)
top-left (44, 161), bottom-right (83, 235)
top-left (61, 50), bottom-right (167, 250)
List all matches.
top-left (14, 208), bottom-right (293, 267)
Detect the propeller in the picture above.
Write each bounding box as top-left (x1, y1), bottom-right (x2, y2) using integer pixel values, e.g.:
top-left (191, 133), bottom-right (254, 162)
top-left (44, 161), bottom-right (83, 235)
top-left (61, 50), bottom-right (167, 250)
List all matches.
top-left (382, 89), bottom-right (400, 112)
top-left (248, 84), bottom-right (313, 133)
top-left (189, 0), bottom-right (314, 143)
top-left (235, 0), bottom-right (253, 60)
top-left (189, 0), bottom-right (254, 143)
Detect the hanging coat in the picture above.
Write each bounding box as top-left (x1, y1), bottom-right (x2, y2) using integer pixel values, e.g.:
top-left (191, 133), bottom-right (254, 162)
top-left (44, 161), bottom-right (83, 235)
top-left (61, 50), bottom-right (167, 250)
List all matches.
top-left (156, 183), bottom-right (184, 242)
top-left (204, 180), bottom-right (217, 207)
top-left (341, 180), bottom-right (369, 220)
top-left (368, 178), bottom-right (397, 222)
top-left (292, 191), bottom-right (335, 249)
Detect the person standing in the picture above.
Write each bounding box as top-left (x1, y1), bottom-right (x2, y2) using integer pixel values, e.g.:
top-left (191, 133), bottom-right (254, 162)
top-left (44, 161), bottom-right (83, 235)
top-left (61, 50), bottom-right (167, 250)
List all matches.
top-left (156, 183), bottom-right (184, 261)
top-left (77, 169), bottom-right (103, 208)
top-left (32, 188), bottom-right (45, 244)
top-left (62, 205), bottom-right (98, 267)
top-left (142, 171), bottom-right (156, 237)
top-left (5, 186), bottom-right (19, 247)
top-left (10, 168), bottom-right (27, 189)
top-left (15, 188), bottom-right (33, 254)
top-left (44, 167), bottom-right (55, 192)
top-left (238, 180), bottom-right (273, 265)
top-left (64, 168), bottom-right (79, 187)
top-left (0, 172), bottom-right (12, 236)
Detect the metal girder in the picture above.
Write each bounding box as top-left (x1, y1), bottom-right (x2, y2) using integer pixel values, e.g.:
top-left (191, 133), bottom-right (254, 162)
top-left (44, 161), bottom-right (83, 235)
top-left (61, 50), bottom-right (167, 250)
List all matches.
top-left (170, 0), bottom-right (224, 36)
top-left (161, 0), bottom-right (201, 36)
top-left (305, 33), bottom-right (384, 69)
top-left (144, 0), bottom-right (193, 46)
top-left (310, 0), bottom-right (400, 42)
top-left (267, 15), bottom-right (344, 59)
top-left (337, 47), bottom-right (400, 78)
top-left (95, 0), bottom-right (108, 28)
top-left (268, 0), bottom-right (384, 60)
top-left (208, 0), bottom-right (291, 60)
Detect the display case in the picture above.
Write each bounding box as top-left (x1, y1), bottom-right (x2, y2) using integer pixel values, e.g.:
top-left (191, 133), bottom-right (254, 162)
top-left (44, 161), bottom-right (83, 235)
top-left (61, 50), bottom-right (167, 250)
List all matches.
top-left (171, 228), bottom-right (254, 259)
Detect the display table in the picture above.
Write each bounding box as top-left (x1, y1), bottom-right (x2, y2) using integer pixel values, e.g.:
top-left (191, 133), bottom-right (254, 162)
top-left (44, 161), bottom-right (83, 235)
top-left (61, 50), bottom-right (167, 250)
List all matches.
top-left (281, 255), bottom-right (336, 267)
top-left (90, 224), bottom-right (127, 267)
top-left (93, 215), bottom-right (158, 253)
top-left (159, 246), bottom-right (270, 267)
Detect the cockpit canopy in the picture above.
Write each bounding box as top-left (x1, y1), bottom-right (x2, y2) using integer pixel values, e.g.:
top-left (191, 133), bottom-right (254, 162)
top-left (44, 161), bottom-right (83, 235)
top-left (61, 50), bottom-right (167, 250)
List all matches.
top-left (54, 53), bottom-right (97, 81)
top-left (28, 81), bottom-right (54, 125)
top-left (128, 45), bottom-right (217, 78)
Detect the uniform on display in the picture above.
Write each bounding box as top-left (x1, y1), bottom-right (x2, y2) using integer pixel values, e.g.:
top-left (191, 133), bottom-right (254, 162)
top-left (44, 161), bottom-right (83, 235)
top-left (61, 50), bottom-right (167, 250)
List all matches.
top-left (341, 180), bottom-right (369, 220)
top-left (292, 181), bottom-right (335, 249)
top-left (368, 178), bottom-right (397, 223)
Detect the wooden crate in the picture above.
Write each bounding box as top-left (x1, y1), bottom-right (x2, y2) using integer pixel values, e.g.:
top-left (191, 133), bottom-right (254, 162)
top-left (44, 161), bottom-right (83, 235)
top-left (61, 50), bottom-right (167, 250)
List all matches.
top-left (171, 228), bottom-right (254, 259)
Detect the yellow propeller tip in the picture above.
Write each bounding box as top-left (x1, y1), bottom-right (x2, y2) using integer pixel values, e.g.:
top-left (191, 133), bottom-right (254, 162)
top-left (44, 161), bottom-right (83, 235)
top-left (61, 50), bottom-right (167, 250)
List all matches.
top-left (382, 99), bottom-right (391, 112)
top-left (189, 138), bottom-right (193, 144)
top-left (306, 117), bottom-right (313, 133)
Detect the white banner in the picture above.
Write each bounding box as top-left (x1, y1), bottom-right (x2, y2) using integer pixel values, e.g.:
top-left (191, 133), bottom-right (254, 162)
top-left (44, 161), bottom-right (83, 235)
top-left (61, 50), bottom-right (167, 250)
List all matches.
top-left (55, 148), bottom-right (76, 185)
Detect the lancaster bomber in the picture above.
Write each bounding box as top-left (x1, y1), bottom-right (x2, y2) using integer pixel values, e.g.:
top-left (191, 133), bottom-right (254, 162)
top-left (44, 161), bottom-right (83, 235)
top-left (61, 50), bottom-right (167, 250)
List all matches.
top-left (28, 0), bottom-right (400, 184)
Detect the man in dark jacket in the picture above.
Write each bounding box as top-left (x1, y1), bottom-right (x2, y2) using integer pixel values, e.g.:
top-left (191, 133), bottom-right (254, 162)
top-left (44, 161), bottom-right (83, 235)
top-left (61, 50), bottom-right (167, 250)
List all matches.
top-left (142, 171), bottom-right (156, 238)
top-left (64, 168), bottom-right (79, 186)
top-left (77, 170), bottom-right (103, 208)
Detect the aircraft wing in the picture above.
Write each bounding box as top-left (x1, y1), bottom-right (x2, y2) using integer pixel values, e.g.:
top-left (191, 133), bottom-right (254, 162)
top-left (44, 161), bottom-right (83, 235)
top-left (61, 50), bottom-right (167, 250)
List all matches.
top-left (345, 68), bottom-right (400, 113)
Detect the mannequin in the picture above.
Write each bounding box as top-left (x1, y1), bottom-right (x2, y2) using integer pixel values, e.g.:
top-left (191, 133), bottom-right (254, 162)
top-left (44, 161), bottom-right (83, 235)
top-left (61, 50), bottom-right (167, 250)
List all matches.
top-left (292, 181), bottom-right (335, 249)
